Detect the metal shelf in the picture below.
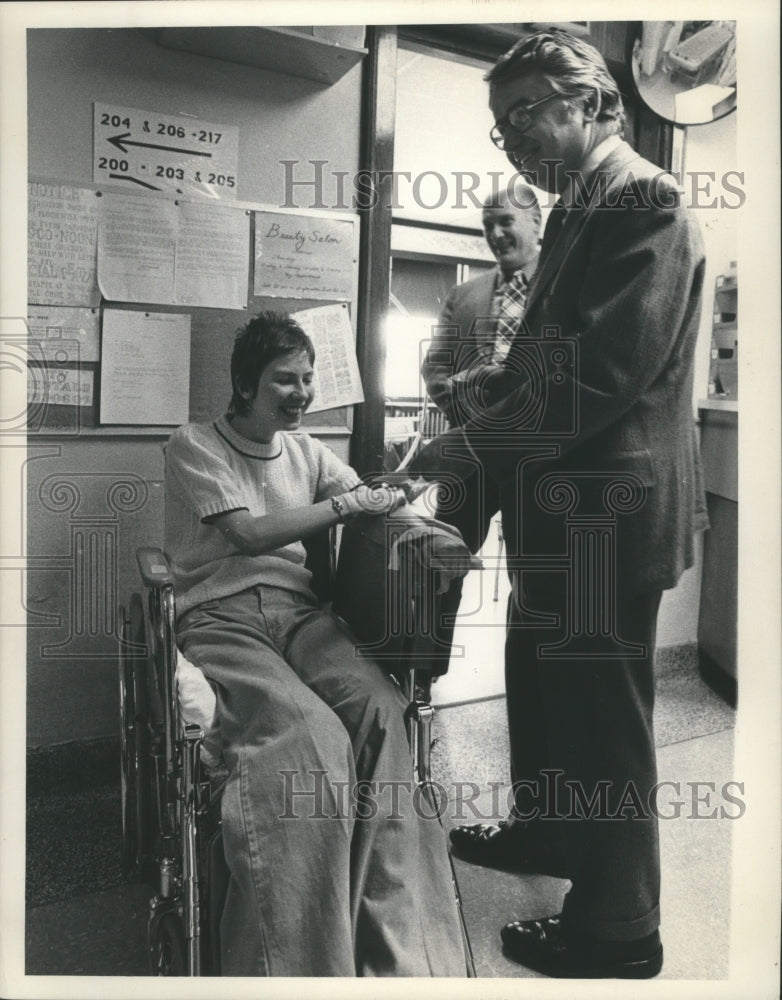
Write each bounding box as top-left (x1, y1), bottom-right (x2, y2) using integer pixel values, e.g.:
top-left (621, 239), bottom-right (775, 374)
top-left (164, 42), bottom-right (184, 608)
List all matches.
top-left (155, 26), bottom-right (367, 86)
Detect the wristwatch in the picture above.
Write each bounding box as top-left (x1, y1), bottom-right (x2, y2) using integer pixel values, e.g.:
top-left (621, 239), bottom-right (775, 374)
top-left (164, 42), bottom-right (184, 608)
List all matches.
top-left (330, 496), bottom-right (346, 521)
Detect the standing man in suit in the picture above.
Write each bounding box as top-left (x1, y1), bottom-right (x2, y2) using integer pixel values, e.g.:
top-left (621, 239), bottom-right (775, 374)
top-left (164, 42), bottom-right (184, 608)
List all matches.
top-left (418, 190), bottom-right (540, 676)
top-left (412, 29), bottom-right (708, 978)
top-left (421, 189), bottom-right (541, 554)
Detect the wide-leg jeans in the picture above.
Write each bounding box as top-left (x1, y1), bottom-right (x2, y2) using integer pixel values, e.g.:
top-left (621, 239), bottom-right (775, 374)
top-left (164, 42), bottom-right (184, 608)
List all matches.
top-left (178, 584), bottom-right (464, 976)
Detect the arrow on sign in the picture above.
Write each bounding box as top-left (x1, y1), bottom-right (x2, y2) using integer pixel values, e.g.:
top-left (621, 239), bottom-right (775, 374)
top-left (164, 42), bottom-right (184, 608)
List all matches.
top-left (107, 133), bottom-right (213, 158)
top-left (109, 173), bottom-right (161, 191)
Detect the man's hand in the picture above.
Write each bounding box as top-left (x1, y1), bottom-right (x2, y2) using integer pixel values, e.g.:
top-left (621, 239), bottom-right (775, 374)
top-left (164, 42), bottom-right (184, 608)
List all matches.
top-left (408, 428), bottom-right (477, 483)
top-left (365, 473), bottom-right (431, 503)
top-left (452, 363), bottom-right (517, 421)
top-left (338, 484), bottom-right (407, 518)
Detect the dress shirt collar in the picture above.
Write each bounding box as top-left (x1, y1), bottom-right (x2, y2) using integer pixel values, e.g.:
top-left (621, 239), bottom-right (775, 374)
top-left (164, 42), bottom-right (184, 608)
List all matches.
top-left (497, 266), bottom-right (530, 290)
top-left (560, 133), bottom-right (623, 210)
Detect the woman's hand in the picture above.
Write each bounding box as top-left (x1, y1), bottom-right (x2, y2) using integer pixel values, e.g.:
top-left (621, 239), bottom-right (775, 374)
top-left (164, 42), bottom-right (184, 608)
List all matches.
top-left (337, 484), bottom-right (407, 518)
top-left (212, 485), bottom-right (405, 556)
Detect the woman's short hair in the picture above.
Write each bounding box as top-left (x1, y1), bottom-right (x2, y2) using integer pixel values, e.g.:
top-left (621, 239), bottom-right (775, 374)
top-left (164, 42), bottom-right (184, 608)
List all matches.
top-left (486, 29), bottom-right (625, 133)
top-left (229, 312), bottom-right (315, 416)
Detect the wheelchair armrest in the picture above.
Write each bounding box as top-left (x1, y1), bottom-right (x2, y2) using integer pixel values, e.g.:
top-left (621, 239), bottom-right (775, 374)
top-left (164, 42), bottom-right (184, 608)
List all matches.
top-left (303, 526), bottom-right (338, 605)
top-left (137, 547), bottom-right (175, 589)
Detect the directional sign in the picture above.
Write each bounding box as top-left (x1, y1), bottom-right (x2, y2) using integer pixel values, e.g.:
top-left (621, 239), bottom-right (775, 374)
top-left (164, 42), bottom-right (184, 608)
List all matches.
top-left (93, 103), bottom-right (239, 200)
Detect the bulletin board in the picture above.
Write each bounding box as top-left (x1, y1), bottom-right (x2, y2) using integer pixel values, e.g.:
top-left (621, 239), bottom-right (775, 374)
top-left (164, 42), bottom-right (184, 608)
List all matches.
top-left (26, 180), bottom-right (361, 435)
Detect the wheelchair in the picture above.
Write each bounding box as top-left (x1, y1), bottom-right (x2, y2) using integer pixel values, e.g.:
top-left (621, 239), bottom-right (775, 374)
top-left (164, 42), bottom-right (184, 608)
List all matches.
top-left (118, 511), bottom-right (478, 977)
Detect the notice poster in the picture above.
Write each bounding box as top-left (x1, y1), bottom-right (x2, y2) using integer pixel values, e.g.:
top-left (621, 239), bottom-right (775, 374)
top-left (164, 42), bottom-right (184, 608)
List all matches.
top-left (93, 102), bottom-right (239, 201)
top-left (26, 306), bottom-right (100, 363)
top-left (254, 211), bottom-right (355, 301)
top-left (100, 309), bottom-right (190, 425)
top-left (27, 366), bottom-right (94, 408)
top-left (97, 193), bottom-right (249, 308)
top-left (291, 303), bottom-right (364, 411)
top-left (27, 183), bottom-right (99, 306)
top-left (97, 194), bottom-right (177, 303)
top-left (174, 201), bottom-right (249, 309)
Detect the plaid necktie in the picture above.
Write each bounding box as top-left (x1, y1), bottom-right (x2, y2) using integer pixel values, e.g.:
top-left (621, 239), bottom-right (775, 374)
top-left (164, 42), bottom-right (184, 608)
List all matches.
top-left (493, 270), bottom-right (528, 360)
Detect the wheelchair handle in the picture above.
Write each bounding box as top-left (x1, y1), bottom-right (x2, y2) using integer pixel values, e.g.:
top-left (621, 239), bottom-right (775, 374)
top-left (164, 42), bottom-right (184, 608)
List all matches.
top-left (137, 547), bottom-right (175, 589)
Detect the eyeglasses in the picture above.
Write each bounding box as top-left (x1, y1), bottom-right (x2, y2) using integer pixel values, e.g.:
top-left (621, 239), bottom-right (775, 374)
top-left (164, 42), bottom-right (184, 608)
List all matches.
top-left (489, 92), bottom-right (561, 149)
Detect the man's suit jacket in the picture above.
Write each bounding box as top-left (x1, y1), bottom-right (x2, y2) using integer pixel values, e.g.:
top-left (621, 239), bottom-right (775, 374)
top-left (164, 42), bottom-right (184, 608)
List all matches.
top-left (421, 268), bottom-right (500, 426)
top-left (456, 141), bottom-right (709, 594)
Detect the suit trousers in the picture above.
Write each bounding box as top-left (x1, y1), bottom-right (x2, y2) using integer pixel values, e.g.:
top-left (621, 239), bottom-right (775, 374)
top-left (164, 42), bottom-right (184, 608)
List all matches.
top-left (177, 585), bottom-right (464, 976)
top-left (432, 454), bottom-right (501, 667)
top-left (505, 580), bottom-right (663, 941)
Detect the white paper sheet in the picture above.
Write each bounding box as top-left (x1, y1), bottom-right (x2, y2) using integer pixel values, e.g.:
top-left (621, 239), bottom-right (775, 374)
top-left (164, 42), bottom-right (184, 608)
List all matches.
top-left (97, 194), bottom-right (177, 303)
top-left (175, 201), bottom-right (249, 308)
top-left (93, 102), bottom-right (239, 201)
top-left (26, 307), bottom-right (100, 363)
top-left (27, 366), bottom-right (93, 408)
top-left (100, 309), bottom-right (190, 425)
top-left (27, 183), bottom-right (100, 306)
top-left (255, 211), bottom-right (355, 300)
top-left (97, 193), bottom-right (249, 308)
top-left (291, 303), bottom-right (364, 412)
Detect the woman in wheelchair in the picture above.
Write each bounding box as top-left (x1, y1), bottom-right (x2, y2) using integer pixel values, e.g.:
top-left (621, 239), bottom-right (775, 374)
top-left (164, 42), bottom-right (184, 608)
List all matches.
top-left (164, 312), bottom-right (465, 976)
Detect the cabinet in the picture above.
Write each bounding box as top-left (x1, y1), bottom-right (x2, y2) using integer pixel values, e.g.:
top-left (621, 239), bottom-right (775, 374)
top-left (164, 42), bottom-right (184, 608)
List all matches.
top-left (698, 267), bottom-right (738, 703)
top-left (708, 266), bottom-right (738, 400)
top-left (697, 399), bottom-right (738, 704)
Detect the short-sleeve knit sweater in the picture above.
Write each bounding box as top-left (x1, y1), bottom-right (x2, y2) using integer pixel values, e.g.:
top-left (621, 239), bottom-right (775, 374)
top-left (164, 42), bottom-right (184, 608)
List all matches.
top-left (165, 414), bottom-right (360, 617)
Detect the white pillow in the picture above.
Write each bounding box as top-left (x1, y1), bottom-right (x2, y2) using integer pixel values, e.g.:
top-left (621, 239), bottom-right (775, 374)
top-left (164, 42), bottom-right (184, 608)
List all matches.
top-left (176, 650), bottom-right (221, 763)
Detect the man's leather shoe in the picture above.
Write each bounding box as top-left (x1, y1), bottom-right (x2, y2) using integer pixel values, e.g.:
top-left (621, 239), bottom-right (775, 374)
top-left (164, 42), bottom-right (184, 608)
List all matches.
top-left (448, 821), bottom-right (567, 876)
top-left (500, 915), bottom-right (663, 979)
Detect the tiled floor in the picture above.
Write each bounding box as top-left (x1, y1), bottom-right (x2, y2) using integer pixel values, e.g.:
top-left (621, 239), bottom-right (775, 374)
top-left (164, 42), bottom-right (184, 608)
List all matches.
top-left (25, 660), bottom-right (738, 982)
top-left (438, 727), bottom-right (735, 979)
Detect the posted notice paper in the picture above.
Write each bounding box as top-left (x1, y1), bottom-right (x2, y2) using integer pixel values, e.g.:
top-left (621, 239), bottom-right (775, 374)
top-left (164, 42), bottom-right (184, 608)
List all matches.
top-left (97, 193), bottom-right (249, 309)
top-left (291, 303), bottom-right (364, 412)
top-left (255, 211), bottom-right (355, 301)
top-left (100, 309), bottom-right (190, 425)
top-left (175, 200), bottom-right (249, 309)
top-left (27, 367), bottom-right (94, 408)
top-left (97, 195), bottom-right (177, 304)
top-left (28, 183), bottom-right (100, 307)
top-left (26, 307), bottom-right (100, 364)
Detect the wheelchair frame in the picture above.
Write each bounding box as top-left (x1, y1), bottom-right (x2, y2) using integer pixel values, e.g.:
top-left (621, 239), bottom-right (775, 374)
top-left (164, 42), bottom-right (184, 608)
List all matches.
top-left (119, 528), bottom-right (476, 977)
top-left (119, 548), bottom-right (222, 974)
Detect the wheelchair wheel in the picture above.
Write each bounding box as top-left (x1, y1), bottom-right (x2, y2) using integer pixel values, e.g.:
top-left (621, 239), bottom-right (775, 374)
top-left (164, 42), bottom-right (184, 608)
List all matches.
top-left (118, 592), bottom-right (151, 875)
top-left (149, 908), bottom-right (187, 976)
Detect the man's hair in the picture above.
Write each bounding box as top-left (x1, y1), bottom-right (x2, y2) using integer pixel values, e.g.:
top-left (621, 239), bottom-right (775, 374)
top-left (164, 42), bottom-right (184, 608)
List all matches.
top-left (485, 29), bottom-right (625, 134)
top-left (482, 184), bottom-right (542, 225)
top-left (229, 311), bottom-right (315, 416)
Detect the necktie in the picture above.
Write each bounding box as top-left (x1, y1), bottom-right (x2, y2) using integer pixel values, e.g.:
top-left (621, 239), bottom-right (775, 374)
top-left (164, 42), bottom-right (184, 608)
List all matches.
top-left (538, 199), bottom-right (567, 263)
top-left (493, 270), bottom-right (527, 360)
top-left (524, 200), bottom-right (567, 307)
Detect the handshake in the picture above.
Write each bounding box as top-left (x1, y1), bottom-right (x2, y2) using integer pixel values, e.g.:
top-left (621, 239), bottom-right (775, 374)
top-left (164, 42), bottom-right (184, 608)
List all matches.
top-left (332, 482), bottom-right (408, 520)
top-left (331, 473), bottom-right (436, 521)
